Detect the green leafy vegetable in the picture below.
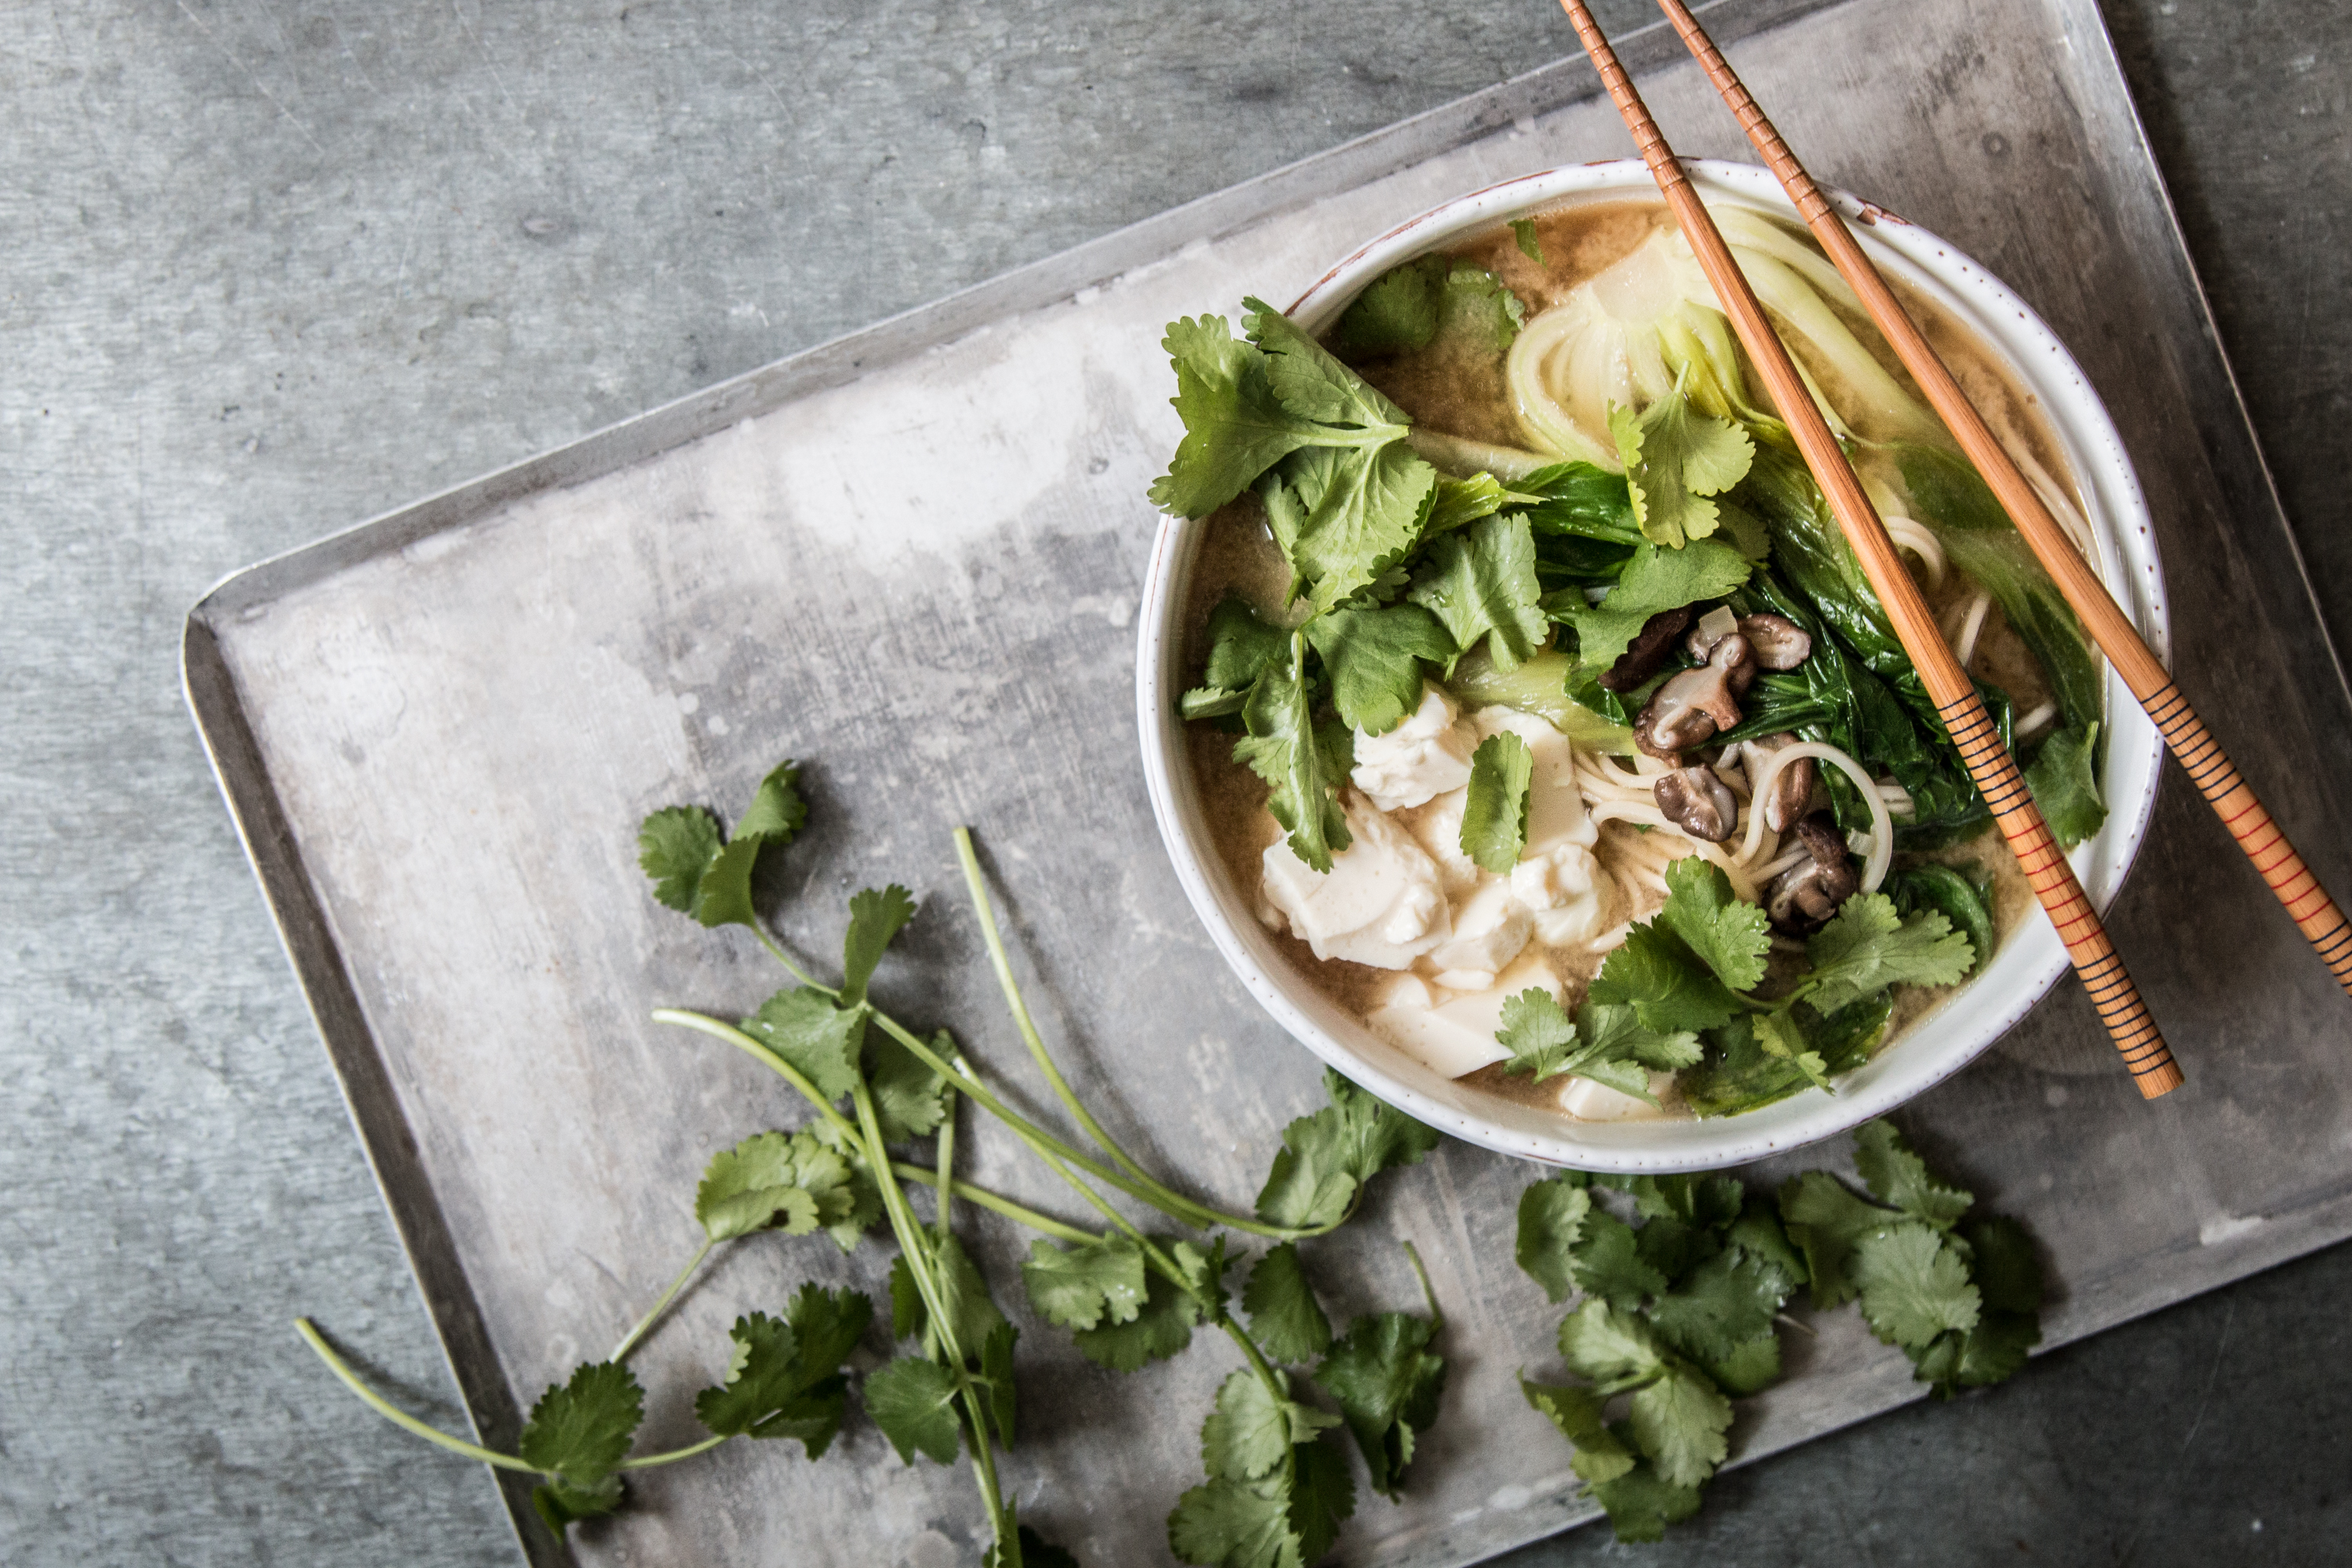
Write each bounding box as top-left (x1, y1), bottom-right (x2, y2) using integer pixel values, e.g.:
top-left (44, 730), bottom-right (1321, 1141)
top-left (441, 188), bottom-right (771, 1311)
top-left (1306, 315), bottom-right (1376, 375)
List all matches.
top-left (1883, 865), bottom-right (1994, 981)
top-left (637, 807), bottom-right (724, 913)
top-left (695, 1129), bottom-right (862, 1241)
top-left (1520, 1377), bottom-right (1633, 1484)
top-left (735, 760), bottom-right (811, 843)
top-left (741, 987), bottom-right (867, 1102)
top-left (1201, 1368), bottom-right (1341, 1482)
top-left (1072, 1243), bottom-right (1205, 1372)
top-left (1149, 314), bottom-right (1349, 521)
top-left (1658, 858), bottom-right (1772, 994)
top-left (1315, 1311), bottom-right (1447, 1498)
top-left (1852, 1120), bottom-right (1973, 1231)
top-left (1332, 256), bottom-right (1526, 358)
top-left (1461, 732), bottom-right (1534, 873)
top-left (2024, 722), bottom-right (2107, 848)
top-left (1609, 374), bottom-right (1756, 548)
top-left (1551, 537), bottom-right (1751, 669)
top-left (1022, 1236), bottom-right (1148, 1333)
top-left (1589, 922), bottom-right (1744, 1034)
top-left (865, 1356), bottom-right (965, 1466)
top-left (867, 1027), bottom-right (955, 1144)
top-left (1851, 1223), bottom-right (1981, 1348)
top-left (840, 884), bottom-right (916, 1007)
top-left (1305, 602), bottom-right (1454, 735)
top-left (518, 1361), bottom-right (644, 1531)
top-left (1185, 594), bottom-right (1292, 720)
top-left (1515, 1174), bottom-right (1594, 1304)
top-left (1236, 637), bottom-right (1356, 873)
top-left (1510, 218), bottom-right (1545, 265)
top-left (693, 1287), bottom-right (870, 1455)
top-left (1406, 511), bottom-right (1549, 672)
top-left (1255, 1069), bottom-right (1441, 1230)
top-left (1800, 893), bottom-right (1975, 1014)
top-left (1243, 1243), bottom-right (1334, 1365)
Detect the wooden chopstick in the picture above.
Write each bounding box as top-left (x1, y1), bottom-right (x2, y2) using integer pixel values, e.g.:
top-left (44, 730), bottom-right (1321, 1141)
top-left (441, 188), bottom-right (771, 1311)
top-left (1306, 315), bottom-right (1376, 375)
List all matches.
top-left (1651, 0), bottom-right (2352, 1005)
top-left (1554, 0), bottom-right (2182, 1098)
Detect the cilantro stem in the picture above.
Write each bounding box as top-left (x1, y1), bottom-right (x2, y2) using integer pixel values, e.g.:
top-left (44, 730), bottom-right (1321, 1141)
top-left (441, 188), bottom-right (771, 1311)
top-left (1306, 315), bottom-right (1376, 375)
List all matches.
top-left (1403, 1239), bottom-right (1445, 1334)
top-left (953, 829), bottom-right (1167, 1195)
top-left (294, 1319), bottom-right (541, 1474)
top-left (752, 926), bottom-right (838, 997)
top-left (943, 833), bottom-right (1321, 1243)
top-left (934, 1082), bottom-right (958, 1248)
top-left (609, 1237), bottom-right (717, 1363)
top-left (884, 1163), bottom-right (1095, 1246)
top-left (615, 1433), bottom-right (729, 1470)
top-left (649, 1008), bottom-right (862, 1143)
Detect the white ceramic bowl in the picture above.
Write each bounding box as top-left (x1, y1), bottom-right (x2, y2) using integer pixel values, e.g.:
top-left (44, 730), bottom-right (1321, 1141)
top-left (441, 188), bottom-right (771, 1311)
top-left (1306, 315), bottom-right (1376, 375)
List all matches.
top-left (1136, 159), bottom-right (2168, 1173)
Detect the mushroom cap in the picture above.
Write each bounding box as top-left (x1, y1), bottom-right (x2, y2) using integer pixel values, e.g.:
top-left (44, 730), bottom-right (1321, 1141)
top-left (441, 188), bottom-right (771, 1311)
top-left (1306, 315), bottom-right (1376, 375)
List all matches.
top-left (1654, 766), bottom-right (1739, 843)
top-left (1598, 606), bottom-right (1695, 693)
top-left (1768, 812), bottom-right (1862, 932)
top-left (1737, 612), bottom-right (1813, 671)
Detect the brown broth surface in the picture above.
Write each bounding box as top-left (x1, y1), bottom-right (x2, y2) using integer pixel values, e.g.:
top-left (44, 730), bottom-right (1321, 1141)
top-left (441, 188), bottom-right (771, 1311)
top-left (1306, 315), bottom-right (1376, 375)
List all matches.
top-left (1181, 198), bottom-right (2096, 1117)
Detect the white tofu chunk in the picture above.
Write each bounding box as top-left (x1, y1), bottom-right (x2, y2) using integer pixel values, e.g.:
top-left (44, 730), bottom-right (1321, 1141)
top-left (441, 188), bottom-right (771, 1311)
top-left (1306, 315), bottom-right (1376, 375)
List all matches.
top-left (1258, 792), bottom-right (1450, 969)
top-left (1511, 843), bottom-right (1611, 948)
top-left (1368, 951), bottom-right (1562, 1078)
top-left (1352, 684), bottom-right (1476, 811)
top-left (1401, 784), bottom-right (1481, 895)
top-left (1558, 1071), bottom-right (1673, 1122)
top-left (1421, 878), bottom-right (1533, 988)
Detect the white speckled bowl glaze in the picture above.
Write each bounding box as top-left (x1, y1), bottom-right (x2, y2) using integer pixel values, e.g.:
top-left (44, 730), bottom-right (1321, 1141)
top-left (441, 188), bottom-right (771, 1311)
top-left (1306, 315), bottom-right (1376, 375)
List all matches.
top-left (1137, 160), bottom-right (2168, 1173)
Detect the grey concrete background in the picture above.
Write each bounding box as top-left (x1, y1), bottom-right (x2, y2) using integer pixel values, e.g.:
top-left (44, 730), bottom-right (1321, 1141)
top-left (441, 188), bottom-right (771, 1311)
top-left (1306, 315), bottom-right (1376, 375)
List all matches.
top-left (2, 2), bottom-right (2345, 1566)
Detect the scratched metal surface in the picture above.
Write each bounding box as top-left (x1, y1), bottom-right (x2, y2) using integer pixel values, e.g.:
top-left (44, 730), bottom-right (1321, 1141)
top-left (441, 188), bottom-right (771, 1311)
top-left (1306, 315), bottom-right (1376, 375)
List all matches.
top-left (180, 0), bottom-right (2352, 1563)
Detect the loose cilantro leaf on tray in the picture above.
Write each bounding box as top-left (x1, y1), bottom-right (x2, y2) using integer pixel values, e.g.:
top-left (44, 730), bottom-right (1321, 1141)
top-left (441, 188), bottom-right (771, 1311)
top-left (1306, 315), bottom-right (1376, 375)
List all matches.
top-left (1255, 1069), bottom-right (1441, 1230)
top-left (693, 1287), bottom-right (869, 1455)
top-left (1243, 1243), bottom-right (1334, 1366)
top-left (695, 1129), bottom-right (862, 1241)
top-left (518, 1361), bottom-right (644, 1531)
top-left (1022, 1235), bottom-right (1149, 1333)
top-left (865, 1356), bottom-right (964, 1466)
top-left (1515, 1174), bottom-right (1594, 1305)
top-left (1315, 1311), bottom-right (1447, 1500)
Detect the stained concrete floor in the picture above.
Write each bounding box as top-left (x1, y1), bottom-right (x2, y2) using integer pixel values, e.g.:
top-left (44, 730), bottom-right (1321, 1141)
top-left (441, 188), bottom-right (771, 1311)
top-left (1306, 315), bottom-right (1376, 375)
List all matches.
top-left (3, 2), bottom-right (2347, 1565)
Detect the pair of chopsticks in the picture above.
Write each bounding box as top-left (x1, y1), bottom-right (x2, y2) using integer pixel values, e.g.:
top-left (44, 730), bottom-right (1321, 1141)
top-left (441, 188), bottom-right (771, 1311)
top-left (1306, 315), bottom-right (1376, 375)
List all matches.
top-left (1555, 0), bottom-right (2352, 1098)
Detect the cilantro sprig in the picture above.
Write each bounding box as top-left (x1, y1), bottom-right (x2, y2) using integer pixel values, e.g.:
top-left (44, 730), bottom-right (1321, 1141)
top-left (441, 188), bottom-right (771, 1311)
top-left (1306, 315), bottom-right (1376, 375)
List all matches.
top-left (1515, 1120), bottom-right (2044, 1541)
top-left (300, 757), bottom-right (1450, 1566)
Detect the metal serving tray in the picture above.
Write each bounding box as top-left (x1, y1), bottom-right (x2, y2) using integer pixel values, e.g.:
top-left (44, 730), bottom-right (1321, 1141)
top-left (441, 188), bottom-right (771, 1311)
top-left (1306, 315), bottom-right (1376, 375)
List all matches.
top-left (183, 0), bottom-right (2352, 1563)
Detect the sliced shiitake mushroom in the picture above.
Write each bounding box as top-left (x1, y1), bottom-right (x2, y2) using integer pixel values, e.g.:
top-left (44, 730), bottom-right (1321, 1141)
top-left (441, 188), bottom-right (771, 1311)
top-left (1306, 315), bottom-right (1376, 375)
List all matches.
top-left (1599, 606), bottom-right (1693, 692)
top-left (1633, 635), bottom-right (1751, 761)
top-left (1655, 766), bottom-right (1738, 843)
top-left (1737, 612), bottom-right (1813, 670)
top-left (1766, 813), bottom-right (1860, 933)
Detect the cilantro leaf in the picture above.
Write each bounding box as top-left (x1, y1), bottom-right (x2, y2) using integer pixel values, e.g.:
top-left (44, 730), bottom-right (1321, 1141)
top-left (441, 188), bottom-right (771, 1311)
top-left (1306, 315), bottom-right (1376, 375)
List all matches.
top-left (931, 1235), bottom-right (1011, 1357)
top-left (1627, 1363), bottom-right (1732, 1489)
top-left (1911, 1310), bottom-right (2039, 1398)
top-left (1073, 1240), bottom-right (1203, 1371)
top-left (1853, 1120), bottom-right (1973, 1232)
top-left (868, 1028), bottom-right (954, 1145)
top-left (888, 1253), bottom-right (927, 1341)
top-left (1604, 1172), bottom-right (1744, 1229)
top-left (1851, 1222), bottom-right (1980, 1348)
top-left (1965, 1214), bottom-right (2044, 1316)
top-left (1557, 1298), bottom-right (1668, 1390)
top-left (1255, 1069), bottom-right (1441, 1231)
top-left (1753, 1010), bottom-right (1831, 1090)
top-left (687, 837), bottom-right (765, 929)
top-left (810, 1124), bottom-right (885, 1253)
top-left (1608, 375), bottom-right (1755, 548)
top-left (1519, 1377), bottom-right (1634, 1484)
top-left (1314, 1311), bottom-right (1446, 1499)
top-left (1235, 641), bottom-right (1354, 874)
top-left (1510, 217), bottom-right (1545, 265)
top-left (1245, 298), bottom-right (1410, 429)
top-left (1304, 603), bottom-right (1454, 735)
top-left (1203, 1369), bottom-right (1341, 1483)
top-left (1776, 1171), bottom-right (1895, 1310)
top-left (1632, 1214), bottom-right (1721, 1287)
top-left (734, 759), bottom-right (809, 843)
top-left (695, 1129), bottom-right (860, 1241)
top-left (1022, 1235), bottom-right (1148, 1333)
top-left (518, 1360), bottom-right (644, 1513)
top-left (1590, 923), bottom-right (1744, 1034)
top-left (1568, 1211), bottom-right (1671, 1313)
top-left (1515, 1174), bottom-right (1594, 1304)
top-left (1550, 537), bottom-right (1752, 668)
top-left (840, 884), bottom-right (916, 1007)
top-left (693, 1286), bottom-right (871, 1455)
top-left (1588, 1449), bottom-right (1705, 1544)
top-left (1461, 732), bottom-right (1534, 874)
top-left (977, 1320), bottom-right (1019, 1449)
top-left (1282, 441), bottom-right (1442, 615)
top-left (1647, 1250), bottom-right (1791, 1366)
top-left (1149, 314), bottom-right (1334, 520)
top-left (1288, 1434), bottom-right (1357, 1563)
top-left (1333, 259), bottom-right (1523, 358)
top-left (2024, 721), bottom-right (2107, 848)
top-left (863, 1356), bottom-right (964, 1466)
top-left (1659, 858), bottom-right (1771, 994)
top-left (1406, 511), bottom-right (1548, 672)
top-left (637, 807), bottom-right (723, 913)
top-left (1700, 1331), bottom-right (1784, 1398)
top-left (1577, 1000), bottom-right (1703, 1073)
top-left (740, 987), bottom-right (866, 1102)
top-left (1436, 263), bottom-right (1526, 353)
top-left (1802, 893), bottom-right (1975, 1014)
top-left (1724, 1194), bottom-right (1809, 1286)
top-left (1427, 471), bottom-right (1508, 537)
top-left (1681, 994), bottom-right (1891, 1119)
top-left (1185, 593), bottom-right (1290, 722)
top-left (1243, 1243), bottom-right (1334, 1365)
top-left (1167, 1472), bottom-right (1299, 1568)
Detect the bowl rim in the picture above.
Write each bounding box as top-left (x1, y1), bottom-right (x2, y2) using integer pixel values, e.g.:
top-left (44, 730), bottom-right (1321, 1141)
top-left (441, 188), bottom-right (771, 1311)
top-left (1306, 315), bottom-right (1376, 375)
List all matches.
top-left (1134, 158), bottom-right (2169, 1173)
